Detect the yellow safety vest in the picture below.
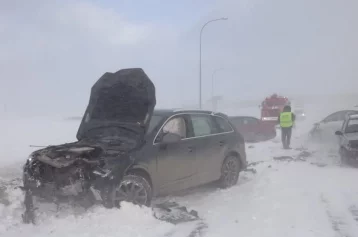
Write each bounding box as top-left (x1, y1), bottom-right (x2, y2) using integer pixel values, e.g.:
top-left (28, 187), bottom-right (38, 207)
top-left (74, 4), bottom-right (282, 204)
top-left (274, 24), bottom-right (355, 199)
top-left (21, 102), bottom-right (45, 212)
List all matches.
top-left (280, 112), bottom-right (293, 128)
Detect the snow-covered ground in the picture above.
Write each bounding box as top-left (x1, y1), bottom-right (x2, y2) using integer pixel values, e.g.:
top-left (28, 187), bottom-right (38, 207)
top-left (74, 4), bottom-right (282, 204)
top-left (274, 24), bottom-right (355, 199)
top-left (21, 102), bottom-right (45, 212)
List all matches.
top-left (1, 105), bottom-right (358, 237)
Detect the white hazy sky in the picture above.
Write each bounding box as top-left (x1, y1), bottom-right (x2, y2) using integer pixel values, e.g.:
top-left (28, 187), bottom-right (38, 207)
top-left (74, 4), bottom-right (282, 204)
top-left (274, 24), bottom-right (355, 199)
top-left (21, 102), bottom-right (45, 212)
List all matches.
top-left (1, 0), bottom-right (358, 117)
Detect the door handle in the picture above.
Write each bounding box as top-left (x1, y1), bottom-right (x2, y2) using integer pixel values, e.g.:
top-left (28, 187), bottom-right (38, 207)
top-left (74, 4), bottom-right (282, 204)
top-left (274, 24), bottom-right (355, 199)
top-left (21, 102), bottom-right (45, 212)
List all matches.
top-left (188, 146), bottom-right (193, 152)
top-left (219, 141), bottom-right (225, 146)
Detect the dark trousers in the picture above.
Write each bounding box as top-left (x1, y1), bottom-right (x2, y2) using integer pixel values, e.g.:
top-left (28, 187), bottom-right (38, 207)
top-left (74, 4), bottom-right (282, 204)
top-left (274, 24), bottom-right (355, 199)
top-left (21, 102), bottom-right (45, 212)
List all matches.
top-left (281, 127), bottom-right (292, 148)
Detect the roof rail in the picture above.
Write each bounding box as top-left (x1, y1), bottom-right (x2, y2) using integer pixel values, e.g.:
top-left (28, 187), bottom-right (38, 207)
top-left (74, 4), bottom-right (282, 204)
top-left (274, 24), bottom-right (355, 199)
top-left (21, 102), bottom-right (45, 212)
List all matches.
top-left (172, 108), bottom-right (213, 113)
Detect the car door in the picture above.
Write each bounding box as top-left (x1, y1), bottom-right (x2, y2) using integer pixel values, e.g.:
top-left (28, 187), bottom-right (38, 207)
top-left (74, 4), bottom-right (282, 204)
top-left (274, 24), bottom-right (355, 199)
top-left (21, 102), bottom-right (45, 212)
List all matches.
top-left (244, 117), bottom-right (261, 141)
top-left (154, 114), bottom-right (198, 194)
top-left (186, 113), bottom-right (221, 185)
top-left (211, 115), bottom-right (236, 176)
top-left (315, 111), bottom-right (354, 144)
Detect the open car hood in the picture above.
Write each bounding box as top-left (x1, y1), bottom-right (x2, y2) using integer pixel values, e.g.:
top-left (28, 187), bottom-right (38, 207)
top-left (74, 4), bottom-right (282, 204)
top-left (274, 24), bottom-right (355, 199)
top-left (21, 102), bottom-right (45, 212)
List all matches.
top-left (76, 68), bottom-right (156, 144)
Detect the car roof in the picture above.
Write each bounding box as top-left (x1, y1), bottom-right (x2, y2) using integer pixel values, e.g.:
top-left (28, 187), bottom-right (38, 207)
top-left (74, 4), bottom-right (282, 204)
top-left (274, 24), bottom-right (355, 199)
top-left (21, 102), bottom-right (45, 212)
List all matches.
top-left (229, 115), bottom-right (257, 119)
top-left (153, 109), bottom-right (229, 118)
top-left (67, 109), bottom-right (229, 120)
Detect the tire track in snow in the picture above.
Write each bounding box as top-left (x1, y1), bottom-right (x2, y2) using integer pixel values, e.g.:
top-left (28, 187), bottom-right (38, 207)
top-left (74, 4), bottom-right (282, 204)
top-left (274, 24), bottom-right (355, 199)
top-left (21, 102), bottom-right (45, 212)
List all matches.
top-left (187, 221), bottom-right (207, 237)
top-left (348, 205), bottom-right (358, 223)
top-left (321, 194), bottom-right (358, 237)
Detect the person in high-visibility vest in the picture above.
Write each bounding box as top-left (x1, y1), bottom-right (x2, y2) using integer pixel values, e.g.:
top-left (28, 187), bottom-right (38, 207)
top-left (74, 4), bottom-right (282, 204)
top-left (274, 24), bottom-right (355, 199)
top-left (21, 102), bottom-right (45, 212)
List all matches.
top-left (278, 105), bottom-right (296, 149)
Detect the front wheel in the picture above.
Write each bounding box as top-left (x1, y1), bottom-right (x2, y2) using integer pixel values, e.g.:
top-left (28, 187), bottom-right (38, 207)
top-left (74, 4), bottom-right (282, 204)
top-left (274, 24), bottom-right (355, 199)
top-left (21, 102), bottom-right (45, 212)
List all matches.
top-left (218, 156), bottom-right (241, 188)
top-left (113, 174), bottom-right (152, 207)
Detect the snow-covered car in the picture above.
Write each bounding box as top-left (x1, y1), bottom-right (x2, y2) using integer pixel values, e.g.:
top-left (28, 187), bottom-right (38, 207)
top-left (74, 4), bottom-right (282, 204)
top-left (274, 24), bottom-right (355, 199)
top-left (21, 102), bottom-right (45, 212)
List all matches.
top-left (309, 109), bottom-right (358, 144)
top-left (21, 68), bottom-right (247, 224)
top-left (229, 116), bottom-right (276, 142)
top-left (335, 113), bottom-right (358, 165)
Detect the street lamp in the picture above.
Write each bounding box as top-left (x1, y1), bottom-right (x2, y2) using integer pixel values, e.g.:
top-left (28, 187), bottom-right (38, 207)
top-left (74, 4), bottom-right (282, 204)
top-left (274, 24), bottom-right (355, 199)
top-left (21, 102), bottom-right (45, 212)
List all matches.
top-left (211, 68), bottom-right (225, 99)
top-left (199, 17), bottom-right (228, 109)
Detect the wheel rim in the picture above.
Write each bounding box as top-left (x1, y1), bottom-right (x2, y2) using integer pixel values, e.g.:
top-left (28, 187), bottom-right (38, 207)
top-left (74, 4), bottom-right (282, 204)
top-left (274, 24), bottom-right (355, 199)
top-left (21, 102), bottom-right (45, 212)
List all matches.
top-left (222, 158), bottom-right (239, 186)
top-left (113, 180), bottom-right (148, 206)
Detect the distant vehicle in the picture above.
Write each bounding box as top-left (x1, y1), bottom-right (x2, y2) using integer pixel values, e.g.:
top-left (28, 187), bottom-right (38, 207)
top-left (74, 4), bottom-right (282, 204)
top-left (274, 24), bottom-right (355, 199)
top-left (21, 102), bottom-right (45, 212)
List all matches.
top-left (294, 108), bottom-right (306, 121)
top-left (335, 112), bottom-right (358, 165)
top-left (229, 116), bottom-right (276, 142)
top-left (21, 68), bottom-right (247, 224)
top-left (260, 94), bottom-right (290, 125)
top-left (309, 109), bottom-right (358, 143)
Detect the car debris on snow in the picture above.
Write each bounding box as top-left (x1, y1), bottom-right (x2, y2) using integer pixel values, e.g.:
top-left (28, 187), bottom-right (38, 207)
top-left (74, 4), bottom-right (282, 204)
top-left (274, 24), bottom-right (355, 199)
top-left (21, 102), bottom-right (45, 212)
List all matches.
top-left (310, 162), bottom-right (327, 167)
top-left (273, 156), bottom-right (294, 161)
top-left (296, 150), bottom-right (313, 159)
top-left (243, 168), bottom-right (257, 174)
top-left (247, 160), bottom-right (266, 167)
top-left (152, 201), bottom-right (200, 224)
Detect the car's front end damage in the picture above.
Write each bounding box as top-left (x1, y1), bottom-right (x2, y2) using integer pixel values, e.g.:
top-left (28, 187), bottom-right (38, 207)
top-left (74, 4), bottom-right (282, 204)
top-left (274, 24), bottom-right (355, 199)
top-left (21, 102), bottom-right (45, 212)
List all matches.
top-left (22, 141), bottom-right (134, 223)
top-left (21, 68), bottom-right (156, 224)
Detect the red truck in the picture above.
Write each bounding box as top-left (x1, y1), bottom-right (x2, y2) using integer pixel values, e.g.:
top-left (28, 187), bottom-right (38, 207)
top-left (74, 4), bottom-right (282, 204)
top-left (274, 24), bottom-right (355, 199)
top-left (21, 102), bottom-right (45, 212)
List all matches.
top-left (260, 94), bottom-right (290, 125)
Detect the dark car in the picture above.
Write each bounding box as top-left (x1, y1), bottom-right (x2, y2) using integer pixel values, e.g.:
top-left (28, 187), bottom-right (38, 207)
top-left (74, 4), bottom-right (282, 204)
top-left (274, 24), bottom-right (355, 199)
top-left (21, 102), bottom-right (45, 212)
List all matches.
top-left (21, 68), bottom-right (247, 224)
top-left (335, 113), bottom-right (358, 165)
top-left (229, 116), bottom-right (276, 142)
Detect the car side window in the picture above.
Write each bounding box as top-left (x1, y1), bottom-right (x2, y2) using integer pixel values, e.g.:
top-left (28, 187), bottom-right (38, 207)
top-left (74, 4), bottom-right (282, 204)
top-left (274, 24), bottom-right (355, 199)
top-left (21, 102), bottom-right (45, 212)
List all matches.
top-left (155, 116), bottom-right (187, 143)
top-left (228, 117), bottom-right (243, 131)
top-left (190, 114), bottom-right (217, 137)
top-left (213, 116), bottom-right (233, 133)
top-left (230, 117), bottom-right (243, 125)
top-left (162, 116), bottom-right (187, 138)
top-left (244, 117), bottom-right (259, 125)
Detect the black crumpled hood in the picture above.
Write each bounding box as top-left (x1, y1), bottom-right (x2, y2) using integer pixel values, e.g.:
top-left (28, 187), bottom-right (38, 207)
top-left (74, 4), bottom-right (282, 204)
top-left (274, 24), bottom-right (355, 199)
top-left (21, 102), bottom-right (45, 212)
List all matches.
top-left (76, 68), bottom-right (156, 147)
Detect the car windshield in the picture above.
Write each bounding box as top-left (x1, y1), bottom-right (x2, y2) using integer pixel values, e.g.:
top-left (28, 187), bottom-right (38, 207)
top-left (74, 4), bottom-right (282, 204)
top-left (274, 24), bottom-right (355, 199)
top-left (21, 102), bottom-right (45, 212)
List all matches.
top-left (345, 119), bottom-right (358, 133)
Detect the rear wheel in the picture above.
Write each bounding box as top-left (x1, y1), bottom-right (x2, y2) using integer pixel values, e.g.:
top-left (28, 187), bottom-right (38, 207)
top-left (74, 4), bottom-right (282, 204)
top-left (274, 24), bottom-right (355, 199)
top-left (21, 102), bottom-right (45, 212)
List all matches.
top-left (113, 174), bottom-right (152, 207)
top-left (218, 156), bottom-right (241, 188)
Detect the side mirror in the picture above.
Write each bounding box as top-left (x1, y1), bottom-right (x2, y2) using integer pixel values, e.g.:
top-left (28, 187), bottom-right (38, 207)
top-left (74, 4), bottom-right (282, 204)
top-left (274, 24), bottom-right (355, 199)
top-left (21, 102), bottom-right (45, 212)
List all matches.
top-left (162, 132), bottom-right (181, 143)
top-left (335, 131), bottom-right (343, 136)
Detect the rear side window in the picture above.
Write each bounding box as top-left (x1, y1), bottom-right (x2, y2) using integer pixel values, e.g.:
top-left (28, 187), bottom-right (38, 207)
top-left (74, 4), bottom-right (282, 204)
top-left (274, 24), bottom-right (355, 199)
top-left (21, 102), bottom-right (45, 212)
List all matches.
top-left (229, 117), bottom-right (244, 128)
top-left (245, 117), bottom-right (259, 125)
top-left (213, 116), bottom-right (233, 133)
top-left (189, 114), bottom-right (217, 137)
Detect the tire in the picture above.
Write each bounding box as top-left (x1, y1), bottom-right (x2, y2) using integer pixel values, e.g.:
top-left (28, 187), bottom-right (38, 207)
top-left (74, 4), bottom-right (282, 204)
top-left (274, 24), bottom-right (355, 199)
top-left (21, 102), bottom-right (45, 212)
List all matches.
top-left (218, 156), bottom-right (241, 189)
top-left (113, 174), bottom-right (152, 207)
